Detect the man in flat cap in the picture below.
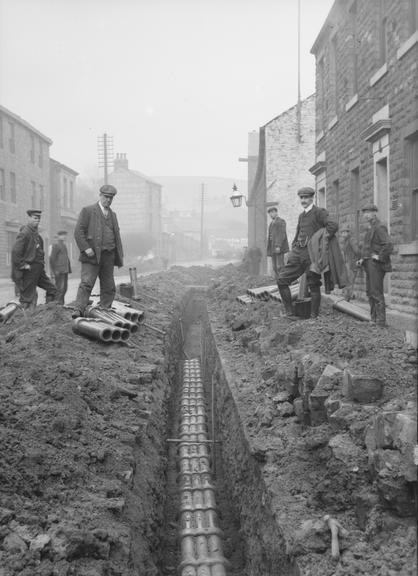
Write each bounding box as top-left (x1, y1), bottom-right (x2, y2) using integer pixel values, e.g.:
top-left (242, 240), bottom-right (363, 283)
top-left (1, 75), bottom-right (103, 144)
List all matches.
top-left (72, 184), bottom-right (124, 318)
top-left (277, 187), bottom-right (338, 318)
top-left (357, 203), bottom-right (393, 326)
top-left (266, 204), bottom-right (289, 282)
top-left (49, 230), bottom-right (72, 304)
top-left (11, 209), bottom-right (57, 308)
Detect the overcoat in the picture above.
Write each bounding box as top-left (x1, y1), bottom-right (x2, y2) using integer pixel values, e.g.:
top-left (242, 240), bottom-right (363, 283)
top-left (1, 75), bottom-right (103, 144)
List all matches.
top-left (11, 225), bottom-right (44, 284)
top-left (361, 219), bottom-right (393, 272)
top-left (267, 217), bottom-right (289, 257)
top-left (74, 203), bottom-right (124, 267)
top-left (49, 243), bottom-right (72, 274)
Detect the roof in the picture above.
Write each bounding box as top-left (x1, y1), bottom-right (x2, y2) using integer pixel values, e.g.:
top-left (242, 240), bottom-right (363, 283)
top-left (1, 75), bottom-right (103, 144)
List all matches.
top-left (263, 93), bottom-right (315, 127)
top-left (0, 104), bottom-right (53, 144)
top-left (50, 158), bottom-right (79, 176)
top-left (130, 170), bottom-right (162, 187)
top-left (310, 0), bottom-right (344, 55)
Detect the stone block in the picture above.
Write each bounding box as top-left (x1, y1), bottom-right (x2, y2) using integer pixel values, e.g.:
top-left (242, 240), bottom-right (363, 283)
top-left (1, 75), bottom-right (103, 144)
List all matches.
top-left (374, 411), bottom-right (398, 448)
top-left (328, 433), bottom-right (361, 464)
top-left (324, 394), bottom-right (341, 418)
top-left (377, 474), bottom-right (416, 517)
top-left (343, 369), bottom-right (383, 404)
top-left (328, 402), bottom-right (359, 431)
top-left (354, 490), bottom-right (379, 530)
top-left (316, 364), bottom-right (343, 392)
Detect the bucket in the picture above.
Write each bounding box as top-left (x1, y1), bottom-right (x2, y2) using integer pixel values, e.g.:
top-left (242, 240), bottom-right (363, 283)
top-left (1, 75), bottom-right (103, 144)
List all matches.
top-left (294, 298), bottom-right (311, 319)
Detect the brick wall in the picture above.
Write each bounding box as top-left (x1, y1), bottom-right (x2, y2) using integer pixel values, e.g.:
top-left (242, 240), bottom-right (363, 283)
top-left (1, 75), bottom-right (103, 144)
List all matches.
top-left (312, 0), bottom-right (418, 318)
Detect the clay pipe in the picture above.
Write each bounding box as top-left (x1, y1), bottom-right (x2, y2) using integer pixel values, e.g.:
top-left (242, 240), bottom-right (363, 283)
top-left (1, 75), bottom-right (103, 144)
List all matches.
top-left (323, 515), bottom-right (349, 559)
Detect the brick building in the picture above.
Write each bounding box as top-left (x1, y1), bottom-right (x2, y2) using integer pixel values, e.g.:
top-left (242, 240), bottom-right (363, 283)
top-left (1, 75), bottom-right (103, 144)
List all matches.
top-left (311, 0), bottom-right (418, 340)
top-left (248, 95), bottom-right (316, 273)
top-left (108, 153), bottom-right (162, 255)
top-left (49, 159), bottom-right (79, 267)
top-left (0, 105), bottom-right (52, 278)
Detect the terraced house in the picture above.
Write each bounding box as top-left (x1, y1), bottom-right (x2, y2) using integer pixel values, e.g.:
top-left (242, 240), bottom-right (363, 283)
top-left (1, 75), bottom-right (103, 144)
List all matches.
top-left (310, 0), bottom-right (418, 342)
top-left (0, 105), bottom-right (52, 278)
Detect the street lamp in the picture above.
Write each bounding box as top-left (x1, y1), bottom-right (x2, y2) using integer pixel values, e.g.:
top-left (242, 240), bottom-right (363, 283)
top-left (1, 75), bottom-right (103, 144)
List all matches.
top-left (230, 183), bottom-right (247, 208)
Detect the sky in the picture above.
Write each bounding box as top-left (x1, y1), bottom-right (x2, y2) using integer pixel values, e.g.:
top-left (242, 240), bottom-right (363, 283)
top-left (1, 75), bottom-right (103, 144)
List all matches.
top-left (0, 0), bottom-right (334, 181)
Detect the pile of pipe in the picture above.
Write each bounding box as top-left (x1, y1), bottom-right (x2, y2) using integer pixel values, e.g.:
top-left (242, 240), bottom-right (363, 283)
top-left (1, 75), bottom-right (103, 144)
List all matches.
top-left (177, 358), bottom-right (228, 576)
top-left (85, 305), bottom-right (138, 334)
top-left (237, 283), bottom-right (299, 305)
top-left (0, 301), bottom-right (20, 323)
top-left (90, 298), bottom-right (144, 323)
top-left (72, 317), bottom-right (129, 343)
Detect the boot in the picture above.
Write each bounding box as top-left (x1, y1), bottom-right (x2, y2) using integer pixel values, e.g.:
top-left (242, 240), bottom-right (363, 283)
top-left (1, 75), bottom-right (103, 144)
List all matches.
top-left (278, 285), bottom-right (296, 317)
top-left (310, 288), bottom-right (321, 319)
top-left (375, 299), bottom-right (387, 327)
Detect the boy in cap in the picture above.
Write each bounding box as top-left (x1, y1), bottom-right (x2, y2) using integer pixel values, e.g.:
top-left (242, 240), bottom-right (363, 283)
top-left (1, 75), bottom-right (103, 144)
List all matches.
top-left (11, 210), bottom-right (57, 308)
top-left (49, 230), bottom-right (72, 304)
top-left (266, 204), bottom-right (289, 281)
top-left (277, 187), bottom-right (338, 318)
top-left (357, 204), bottom-right (393, 326)
top-left (72, 184), bottom-right (124, 317)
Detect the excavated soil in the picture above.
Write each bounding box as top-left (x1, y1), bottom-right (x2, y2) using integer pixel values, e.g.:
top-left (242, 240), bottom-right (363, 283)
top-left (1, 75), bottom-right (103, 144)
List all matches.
top-left (0, 264), bottom-right (416, 576)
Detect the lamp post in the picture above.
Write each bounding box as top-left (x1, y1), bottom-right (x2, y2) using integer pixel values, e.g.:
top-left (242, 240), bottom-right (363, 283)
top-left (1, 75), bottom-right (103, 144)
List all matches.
top-left (230, 183), bottom-right (247, 208)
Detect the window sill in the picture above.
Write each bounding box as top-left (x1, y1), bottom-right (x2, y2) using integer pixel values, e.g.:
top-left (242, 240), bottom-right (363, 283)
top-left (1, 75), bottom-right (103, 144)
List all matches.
top-left (397, 30), bottom-right (418, 60)
top-left (369, 63), bottom-right (388, 87)
top-left (345, 94), bottom-right (359, 112)
top-left (316, 130), bottom-right (325, 143)
top-left (398, 241), bottom-right (418, 256)
top-left (328, 115), bottom-right (338, 130)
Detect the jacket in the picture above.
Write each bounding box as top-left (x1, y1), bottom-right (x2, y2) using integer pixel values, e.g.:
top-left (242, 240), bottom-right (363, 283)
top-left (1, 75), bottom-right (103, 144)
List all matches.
top-left (361, 218), bottom-right (393, 272)
top-left (49, 242), bottom-right (72, 274)
top-left (11, 225), bottom-right (45, 283)
top-left (74, 202), bottom-right (124, 267)
top-left (267, 217), bottom-right (289, 257)
top-left (292, 205), bottom-right (338, 247)
top-left (308, 228), bottom-right (347, 288)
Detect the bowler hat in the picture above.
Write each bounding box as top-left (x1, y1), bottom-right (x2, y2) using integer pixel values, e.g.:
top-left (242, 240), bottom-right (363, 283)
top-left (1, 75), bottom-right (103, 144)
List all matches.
top-left (27, 209), bottom-right (42, 217)
top-left (99, 184), bottom-right (117, 196)
top-left (361, 203), bottom-right (378, 212)
top-left (297, 187), bottom-right (315, 197)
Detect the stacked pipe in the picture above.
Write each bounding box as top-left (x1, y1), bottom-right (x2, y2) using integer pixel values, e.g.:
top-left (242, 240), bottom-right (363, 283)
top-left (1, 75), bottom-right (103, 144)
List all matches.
top-left (178, 359), bottom-right (228, 576)
top-left (0, 301), bottom-right (19, 323)
top-left (72, 317), bottom-right (127, 342)
top-left (90, 298), bottom-right (144, 323)
top-left (246, 284), bottom-right (278, 300)
top-left (85, 305), bottom-right (137, 334)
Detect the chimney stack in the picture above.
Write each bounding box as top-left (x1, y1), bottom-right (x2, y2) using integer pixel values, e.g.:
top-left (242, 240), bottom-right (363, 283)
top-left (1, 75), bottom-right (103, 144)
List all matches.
top-left (114, 152), bottom-right (128, 170)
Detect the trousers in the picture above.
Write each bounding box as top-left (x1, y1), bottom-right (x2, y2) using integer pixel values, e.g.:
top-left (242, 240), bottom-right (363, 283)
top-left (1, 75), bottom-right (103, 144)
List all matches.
top-left (364, 259), bottom-right (386, 325)
top-left (54, 272), bottom-right (69, 305)
top-left (277, 246), bottom-right (321, 289)
top-left (75, 250), bottom-right (116, 312)
top-left (270, 253), bottom-right (285, 280)
top-left (19, 263), bottom-right (57, 309)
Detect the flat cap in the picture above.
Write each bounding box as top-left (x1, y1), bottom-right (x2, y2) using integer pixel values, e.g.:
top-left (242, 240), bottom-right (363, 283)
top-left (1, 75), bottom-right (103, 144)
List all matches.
top-left (27, 209), bottom-right (42, 217)
top-left (361, 203), bottom-right (378, 212)
top-left (297, 186), bottom-right (315, 197)
top-left (267, 203), bottom-right (278, 213)
top-left (99, 184), bottom-right (117, 196)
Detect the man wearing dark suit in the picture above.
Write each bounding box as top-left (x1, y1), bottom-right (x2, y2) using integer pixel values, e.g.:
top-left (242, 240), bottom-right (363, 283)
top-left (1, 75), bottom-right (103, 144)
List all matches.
top-left (266, 204), bottom-right (289, 281)
top-left (49, 230), bottom-right (72, 305)
top-left (11, 209), bottom-right (57, 309)
top-left (72, 185), bottom-right (124, 318)
top-left (357, 203), bottom-right (393, 327)
top-left (277, 187), bottom-right (338, 318)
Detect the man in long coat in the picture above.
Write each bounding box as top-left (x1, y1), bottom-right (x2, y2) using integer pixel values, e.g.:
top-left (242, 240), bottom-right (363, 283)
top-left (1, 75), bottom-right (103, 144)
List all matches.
top-left (11, 209), bottom-right (57, 308)
top-left (357, 203), bottom-right (393, 326)
top-left (72, 184), bottom-right (124, 318)
top-left (49, 230), bottom-right (72, 304)
top-left (266, 204), bottom-right (289, 281)
top-left (277, 187), bottom-right (338, 318)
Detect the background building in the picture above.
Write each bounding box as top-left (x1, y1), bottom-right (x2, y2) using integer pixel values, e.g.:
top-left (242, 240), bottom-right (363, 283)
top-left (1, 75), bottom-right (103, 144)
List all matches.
top-left (311, 0), bottom-right (418, 342)
top-left (108, 153), bottom-right (162, 258)
top-left (248, 95), bottom-right (316, 273)
top-left (0, 105), bottom-right (52, 278)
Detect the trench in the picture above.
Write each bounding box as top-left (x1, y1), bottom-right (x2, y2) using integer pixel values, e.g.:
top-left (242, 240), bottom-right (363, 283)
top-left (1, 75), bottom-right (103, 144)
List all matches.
top-left (149, 288), bottom-right (294, 576)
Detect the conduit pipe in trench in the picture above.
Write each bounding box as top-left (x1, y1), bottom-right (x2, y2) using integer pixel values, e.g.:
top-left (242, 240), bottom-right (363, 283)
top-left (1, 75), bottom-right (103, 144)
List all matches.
top-left (176, 358), bottom-right (229, 576)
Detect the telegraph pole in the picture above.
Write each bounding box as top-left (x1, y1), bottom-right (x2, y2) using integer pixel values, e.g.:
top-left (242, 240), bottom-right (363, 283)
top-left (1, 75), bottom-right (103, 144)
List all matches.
top-left (200, 183), bottom-right (205, 259)
top-left (97, 133), bottom-right (114, 184)
top-left (296, 0), bottom-right (302, 142)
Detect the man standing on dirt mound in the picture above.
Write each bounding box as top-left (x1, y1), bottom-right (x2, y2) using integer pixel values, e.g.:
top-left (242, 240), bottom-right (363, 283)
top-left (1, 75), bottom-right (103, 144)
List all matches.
top-left (72, 184), bottom-right (124, 318)
top-left (11, 209), bottom-right (57, 309)
top-left (49, 230), bottom-right (72, 305)
top-left (266, 204), bottom-right (289, 282)
top-left (277, 187), bottom-right (338, 319)
top-left (357, 203), bottom-right (393, 327)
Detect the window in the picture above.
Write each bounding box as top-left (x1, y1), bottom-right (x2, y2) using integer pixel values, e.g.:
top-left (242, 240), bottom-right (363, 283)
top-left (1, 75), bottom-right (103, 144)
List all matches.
top-left (8, 121), bottom-right (15, 153)
top-left (349, 1), bottom-right (358, 96)
top-left (408, 136), bottom-right (418, 239)
top-left (31, 181), bottom-right (37, 208)
top-left (63, 177), bottom-right (68, 208)
top-left (317, 186), bottom-right (326, 208)
top-left (379, 0), bottom-right (388, 65)
top-left (38, 140), bottom-right (43, 168)
top-left (0, 169), bottom-right (5, 200)
top-left (350, 167), bottom-right (360, 242)
top-left (7, 232), bottom-right (18, 266)
top-left (318, 57), bottom-right (326, 131)
top-left (332, 179), bottom-right (340, 223)
top-left (69, 180), bottom-right (74, 209)
top-left (30, 134), bottom-right (35, 163)
top-left (10, 172), bottom-right (16, 204)
top-left (39, 184), bottom-right (44, 210)
top-left (408, 0), bottom-right (418, 35)
top-left (330, 34), bottom-right (339, 116)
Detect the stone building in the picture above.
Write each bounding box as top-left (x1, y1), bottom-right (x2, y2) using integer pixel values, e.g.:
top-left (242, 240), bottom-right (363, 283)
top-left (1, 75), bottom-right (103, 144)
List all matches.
top-left (108, 153), bottom-right (162, 255)
top-left (310, 0), bottom-right (418, 340)
top-left (0, 105), bottom-right (52, 278)
top-left (49, 159), bottom-right (79, 267)
top-left (248, 95), bottom-right (316, 273)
